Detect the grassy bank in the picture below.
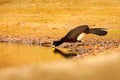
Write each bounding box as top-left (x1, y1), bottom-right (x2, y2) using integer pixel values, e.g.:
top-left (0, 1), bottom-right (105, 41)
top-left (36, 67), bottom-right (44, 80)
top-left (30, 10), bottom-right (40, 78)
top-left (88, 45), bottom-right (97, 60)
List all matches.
top-left (0, 0), bottom-right (120, 39)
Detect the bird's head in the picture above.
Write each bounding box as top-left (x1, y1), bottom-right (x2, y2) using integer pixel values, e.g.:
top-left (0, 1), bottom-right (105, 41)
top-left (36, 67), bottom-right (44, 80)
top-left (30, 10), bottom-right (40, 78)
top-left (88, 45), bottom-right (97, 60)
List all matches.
top-left (52, 41), bottom-right (60, 47)
top-left (52, 41), bottom-right (59, 51)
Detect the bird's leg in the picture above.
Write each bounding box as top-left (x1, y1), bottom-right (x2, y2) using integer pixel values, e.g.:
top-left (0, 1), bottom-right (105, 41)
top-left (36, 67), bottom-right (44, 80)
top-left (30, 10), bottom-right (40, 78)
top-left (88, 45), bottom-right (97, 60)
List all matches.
top-left (73, 41), bottom-right (81, 48)
top-left (78, 40), bottom-right (81, 42)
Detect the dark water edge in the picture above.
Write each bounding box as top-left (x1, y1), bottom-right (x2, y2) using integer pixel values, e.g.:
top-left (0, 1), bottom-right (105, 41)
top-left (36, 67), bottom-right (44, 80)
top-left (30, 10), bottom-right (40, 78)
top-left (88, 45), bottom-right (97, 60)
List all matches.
top-left (0, 35), bottom-right (120, 55)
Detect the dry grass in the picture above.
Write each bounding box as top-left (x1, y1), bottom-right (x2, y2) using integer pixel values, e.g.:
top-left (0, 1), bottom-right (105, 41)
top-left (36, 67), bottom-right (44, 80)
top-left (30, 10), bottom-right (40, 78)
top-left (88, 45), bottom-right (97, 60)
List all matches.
top-left (0, 0), bottom-right (120, 39)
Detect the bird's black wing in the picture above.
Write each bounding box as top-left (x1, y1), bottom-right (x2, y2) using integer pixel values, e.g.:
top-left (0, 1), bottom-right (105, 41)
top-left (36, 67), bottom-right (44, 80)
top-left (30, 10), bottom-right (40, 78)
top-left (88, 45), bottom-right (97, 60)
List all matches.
top-left (61, 25), bottom-right (89, 42)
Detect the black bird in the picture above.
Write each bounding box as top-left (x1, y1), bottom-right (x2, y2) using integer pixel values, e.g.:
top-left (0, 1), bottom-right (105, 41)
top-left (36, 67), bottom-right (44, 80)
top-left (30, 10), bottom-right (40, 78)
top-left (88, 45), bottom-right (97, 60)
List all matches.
top-left (52, 25), bottom-right (107, 47)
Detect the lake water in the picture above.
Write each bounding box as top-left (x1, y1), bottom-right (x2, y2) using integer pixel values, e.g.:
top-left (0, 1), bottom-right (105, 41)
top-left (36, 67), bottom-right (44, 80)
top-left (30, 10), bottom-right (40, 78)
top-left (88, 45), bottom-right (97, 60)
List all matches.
top-left (0, 43), bottom-right (65, 68)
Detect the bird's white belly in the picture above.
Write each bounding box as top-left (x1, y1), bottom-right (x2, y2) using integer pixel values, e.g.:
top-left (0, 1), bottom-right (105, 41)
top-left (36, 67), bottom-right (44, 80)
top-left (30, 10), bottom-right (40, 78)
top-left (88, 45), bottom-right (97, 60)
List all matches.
top-left (77, 33), bottom-right (85, 41)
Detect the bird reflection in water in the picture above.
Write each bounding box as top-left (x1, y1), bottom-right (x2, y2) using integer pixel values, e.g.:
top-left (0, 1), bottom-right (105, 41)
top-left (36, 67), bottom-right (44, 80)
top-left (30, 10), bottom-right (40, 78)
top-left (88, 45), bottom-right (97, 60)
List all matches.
top-left (52, 48), bottom-right (77, 58)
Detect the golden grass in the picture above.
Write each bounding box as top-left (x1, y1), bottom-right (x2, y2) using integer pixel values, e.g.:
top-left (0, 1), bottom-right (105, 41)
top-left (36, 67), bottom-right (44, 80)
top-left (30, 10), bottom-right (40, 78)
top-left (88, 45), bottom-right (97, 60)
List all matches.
top-left (0, 0), bottom-right (120, 39)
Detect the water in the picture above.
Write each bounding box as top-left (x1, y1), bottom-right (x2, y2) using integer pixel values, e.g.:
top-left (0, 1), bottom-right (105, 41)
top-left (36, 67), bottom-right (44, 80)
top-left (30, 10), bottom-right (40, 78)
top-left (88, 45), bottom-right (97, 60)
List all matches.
top-left (0, 43), bottom-right (65, 68)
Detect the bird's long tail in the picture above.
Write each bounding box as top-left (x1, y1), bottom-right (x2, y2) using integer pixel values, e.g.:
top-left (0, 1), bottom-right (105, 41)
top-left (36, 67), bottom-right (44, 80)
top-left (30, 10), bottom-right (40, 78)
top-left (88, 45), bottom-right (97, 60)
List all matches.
top-left (89, 28), bottom-right (108, 36)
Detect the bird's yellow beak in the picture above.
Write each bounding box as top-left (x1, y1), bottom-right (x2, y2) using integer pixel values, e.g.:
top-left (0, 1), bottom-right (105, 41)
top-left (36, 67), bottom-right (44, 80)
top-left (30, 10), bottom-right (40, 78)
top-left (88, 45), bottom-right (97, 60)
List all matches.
top-left (52, 45), bottom-right (56, 51)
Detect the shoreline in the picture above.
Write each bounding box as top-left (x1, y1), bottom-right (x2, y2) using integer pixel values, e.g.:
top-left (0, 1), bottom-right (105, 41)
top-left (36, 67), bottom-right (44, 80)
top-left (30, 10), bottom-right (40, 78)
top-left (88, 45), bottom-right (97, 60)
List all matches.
top-left (0, 34), bottom-right (120, 55)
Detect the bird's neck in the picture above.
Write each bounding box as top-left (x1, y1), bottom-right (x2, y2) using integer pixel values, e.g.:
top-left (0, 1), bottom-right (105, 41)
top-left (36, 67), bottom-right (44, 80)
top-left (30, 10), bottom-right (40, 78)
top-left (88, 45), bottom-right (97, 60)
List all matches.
top-left (56, 40), bottom-right (63, 46)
